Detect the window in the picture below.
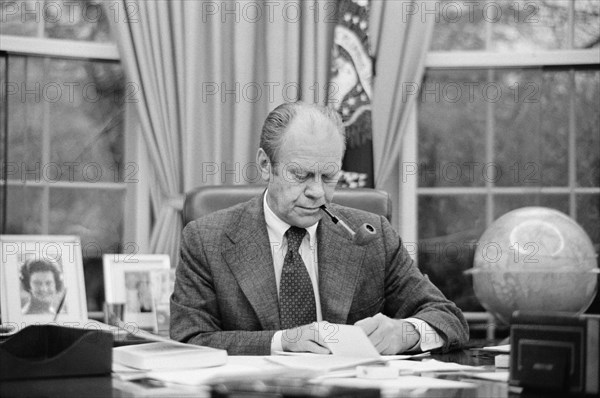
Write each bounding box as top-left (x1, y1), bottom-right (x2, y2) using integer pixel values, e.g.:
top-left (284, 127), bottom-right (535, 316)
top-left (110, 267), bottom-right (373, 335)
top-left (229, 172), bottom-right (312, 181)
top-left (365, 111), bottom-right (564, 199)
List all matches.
top-left (408, 1), bottom-right (600, 321)
top-left (0, 0), bottom-right (144, 314)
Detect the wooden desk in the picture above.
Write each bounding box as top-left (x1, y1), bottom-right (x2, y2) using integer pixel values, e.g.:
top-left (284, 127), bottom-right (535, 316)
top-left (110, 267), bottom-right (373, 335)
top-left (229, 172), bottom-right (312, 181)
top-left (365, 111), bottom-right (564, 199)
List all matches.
top-left (0, 349), bottom-right (515, 398)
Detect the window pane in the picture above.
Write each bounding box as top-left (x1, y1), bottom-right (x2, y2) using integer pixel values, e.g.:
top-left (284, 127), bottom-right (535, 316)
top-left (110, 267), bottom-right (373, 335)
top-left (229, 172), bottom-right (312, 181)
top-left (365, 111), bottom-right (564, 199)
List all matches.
top-left (419, 195), bottom-right (487, 239)
top-left (46, 58), bottom-right (125, 182)
top-left (418, 69), bottom-right (488, 187)
top-left (418, 195), bottom-right (486, 311)
top-left (5, 185), bottom-right (44, 233)
top-left (0, 0), bottom-right (42, 37)
top-left (574, 0), bottom-right (600, 49)
top-left (7, 56), bottom-right (44, 181)
top-left (576, 71), bottom-right (600, 187)
top-left (429, 0), bottom-right (595, 52)
top-left (430, 1), bottom-right (486, 51)
top-left (43, 0), bottom-right (113, 42)
top-left (491, 0), bottom-right (570, 51)
top-left (493, 194), bottom-right (570, 218)
top-left (0, 1), bottom-right (113, 41)
top-left (48, 187), bottom-right (125, 255)
top-left (577, 194), bottom-right (600, 244)
top-left (494, 69), bottom-right (568, 187)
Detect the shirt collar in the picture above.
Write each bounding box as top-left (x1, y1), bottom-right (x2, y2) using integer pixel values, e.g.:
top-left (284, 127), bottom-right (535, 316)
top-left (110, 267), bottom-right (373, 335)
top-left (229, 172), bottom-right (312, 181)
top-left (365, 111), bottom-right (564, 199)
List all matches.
top-left (263, 190), bottom-right (318, 246)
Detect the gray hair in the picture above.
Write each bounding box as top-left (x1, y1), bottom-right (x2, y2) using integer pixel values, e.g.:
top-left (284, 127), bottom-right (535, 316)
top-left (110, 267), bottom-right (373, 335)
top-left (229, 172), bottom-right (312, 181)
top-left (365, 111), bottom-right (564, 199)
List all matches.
top-left (260, 101), bottom-right (346, 164)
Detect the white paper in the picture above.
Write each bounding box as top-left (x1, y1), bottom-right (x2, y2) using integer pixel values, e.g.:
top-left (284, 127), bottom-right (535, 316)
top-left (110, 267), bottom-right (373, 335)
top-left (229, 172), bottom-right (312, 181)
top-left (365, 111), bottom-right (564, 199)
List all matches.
top-left (481, 344), bottom-right (510, 353)
top-left (324, 324), bottom-right (381, 357)
top-left (387, 359), bottom-right (483, 373)
top-left (266, 355), bottom-right (381, 372)
top-left (275, 324), bottom-right (432, 360)
top-left (146, 356), bottom-right (281, 386)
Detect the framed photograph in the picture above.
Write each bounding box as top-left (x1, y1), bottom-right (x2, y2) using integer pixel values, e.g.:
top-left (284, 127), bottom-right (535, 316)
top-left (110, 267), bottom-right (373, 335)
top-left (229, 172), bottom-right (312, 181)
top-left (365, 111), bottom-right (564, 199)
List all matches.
top-left (0, 235), bottom-right (87, 327)
top-left (103, 254), bottom-right (171, 331)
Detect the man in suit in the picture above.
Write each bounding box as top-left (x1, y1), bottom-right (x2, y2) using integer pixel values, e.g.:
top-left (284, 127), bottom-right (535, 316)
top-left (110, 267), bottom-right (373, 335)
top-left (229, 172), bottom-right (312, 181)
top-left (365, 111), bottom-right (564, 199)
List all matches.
top-left (170, 102), bottom-right (468, 355)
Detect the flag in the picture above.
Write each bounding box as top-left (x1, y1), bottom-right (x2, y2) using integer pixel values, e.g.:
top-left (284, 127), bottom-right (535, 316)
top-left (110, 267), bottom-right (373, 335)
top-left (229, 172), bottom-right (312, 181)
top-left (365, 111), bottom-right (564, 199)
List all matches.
top-left (328, 0), bottom-right (374, 188)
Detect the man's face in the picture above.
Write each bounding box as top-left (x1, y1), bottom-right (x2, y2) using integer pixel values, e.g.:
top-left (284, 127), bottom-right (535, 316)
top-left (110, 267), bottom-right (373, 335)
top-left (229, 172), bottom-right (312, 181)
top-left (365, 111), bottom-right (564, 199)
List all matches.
top-left (29, 271), bottom-right (57, 304)
top-left (258, 115), bottom-right (344, 228)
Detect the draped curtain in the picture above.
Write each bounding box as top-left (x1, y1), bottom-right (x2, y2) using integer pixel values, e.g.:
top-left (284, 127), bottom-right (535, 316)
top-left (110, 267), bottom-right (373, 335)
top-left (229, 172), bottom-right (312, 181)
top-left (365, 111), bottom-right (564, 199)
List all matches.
top-left (370, 0), bottom-right (435, 224)
top-left (110, 0), bottom-right (335, 263)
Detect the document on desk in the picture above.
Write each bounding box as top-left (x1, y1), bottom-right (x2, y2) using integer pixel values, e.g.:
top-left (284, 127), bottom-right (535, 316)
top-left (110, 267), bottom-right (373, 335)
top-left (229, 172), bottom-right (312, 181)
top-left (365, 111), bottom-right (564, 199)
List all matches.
top-left (145, 356), bottom-right (283, 386)
top-left (268, 325), bottom-right (429, 371)
top-left (386, 359), bottom-right (483, 374)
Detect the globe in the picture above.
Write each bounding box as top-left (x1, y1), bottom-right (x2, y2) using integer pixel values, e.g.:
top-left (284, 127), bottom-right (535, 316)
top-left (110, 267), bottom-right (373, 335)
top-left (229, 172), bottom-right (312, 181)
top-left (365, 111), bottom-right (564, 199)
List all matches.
top-left (470, 207), bottom-right (598, 325)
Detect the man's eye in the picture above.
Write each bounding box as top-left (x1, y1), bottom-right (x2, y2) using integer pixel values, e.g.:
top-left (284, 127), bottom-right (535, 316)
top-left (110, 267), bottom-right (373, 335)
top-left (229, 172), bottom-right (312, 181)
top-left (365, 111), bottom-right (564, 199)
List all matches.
top-left (293, 172), bottom-right (309, 182)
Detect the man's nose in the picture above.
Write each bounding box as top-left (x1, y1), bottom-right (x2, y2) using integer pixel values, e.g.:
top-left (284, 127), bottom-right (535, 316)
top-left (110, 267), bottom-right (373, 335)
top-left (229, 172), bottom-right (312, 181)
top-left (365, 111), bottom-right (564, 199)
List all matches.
top-left (305, 178), bottom-right (326, 200)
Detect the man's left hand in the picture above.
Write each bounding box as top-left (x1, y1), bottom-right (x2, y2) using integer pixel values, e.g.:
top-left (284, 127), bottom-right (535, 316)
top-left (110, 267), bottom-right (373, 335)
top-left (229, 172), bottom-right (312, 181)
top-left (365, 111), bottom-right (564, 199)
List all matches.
top-left (355, 313), bottom-right (420, 354)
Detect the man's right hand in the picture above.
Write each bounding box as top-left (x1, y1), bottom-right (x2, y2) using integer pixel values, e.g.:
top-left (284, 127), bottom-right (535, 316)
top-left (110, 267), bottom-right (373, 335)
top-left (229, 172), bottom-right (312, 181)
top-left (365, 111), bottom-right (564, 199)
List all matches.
top-left (280, 322), bottom-right (332, 354)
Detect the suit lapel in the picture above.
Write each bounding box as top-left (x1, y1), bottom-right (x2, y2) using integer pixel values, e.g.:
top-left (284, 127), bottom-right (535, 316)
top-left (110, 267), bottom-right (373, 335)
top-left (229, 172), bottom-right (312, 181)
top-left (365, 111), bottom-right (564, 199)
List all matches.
top-left (221, 196), bottom-right (281, 330)
top-left (317, 218), bottom-right (366, 324)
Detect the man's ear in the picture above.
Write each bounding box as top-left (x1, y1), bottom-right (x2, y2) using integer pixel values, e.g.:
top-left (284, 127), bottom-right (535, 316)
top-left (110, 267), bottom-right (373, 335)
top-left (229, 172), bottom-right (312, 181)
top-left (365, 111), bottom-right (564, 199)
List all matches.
top-left (256, 148), bottom-right (272, 182)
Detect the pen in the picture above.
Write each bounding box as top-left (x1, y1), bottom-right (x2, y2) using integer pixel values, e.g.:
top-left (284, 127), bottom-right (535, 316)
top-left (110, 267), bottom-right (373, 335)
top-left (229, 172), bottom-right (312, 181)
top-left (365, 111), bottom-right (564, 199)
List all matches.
top-left (53, 288), bottom-right (67, 322)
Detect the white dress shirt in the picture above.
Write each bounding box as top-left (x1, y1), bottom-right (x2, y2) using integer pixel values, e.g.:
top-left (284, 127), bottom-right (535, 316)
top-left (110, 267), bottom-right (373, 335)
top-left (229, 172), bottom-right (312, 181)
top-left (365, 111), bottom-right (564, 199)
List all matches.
top-left (263, 192), bottom-right (443, 353)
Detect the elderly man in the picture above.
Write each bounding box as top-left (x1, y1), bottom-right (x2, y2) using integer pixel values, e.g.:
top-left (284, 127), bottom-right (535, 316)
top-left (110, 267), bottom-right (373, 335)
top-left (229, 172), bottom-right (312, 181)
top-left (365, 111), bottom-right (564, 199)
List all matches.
top-left (170, 102), bottom-right (468, 355)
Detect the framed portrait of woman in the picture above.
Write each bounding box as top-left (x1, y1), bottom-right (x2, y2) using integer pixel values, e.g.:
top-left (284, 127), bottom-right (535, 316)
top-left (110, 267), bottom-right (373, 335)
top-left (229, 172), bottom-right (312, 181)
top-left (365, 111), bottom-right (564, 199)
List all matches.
top-left (0, 235), bottom-right (87, 328)
top-left (102, 254), bottom-right (171, 332)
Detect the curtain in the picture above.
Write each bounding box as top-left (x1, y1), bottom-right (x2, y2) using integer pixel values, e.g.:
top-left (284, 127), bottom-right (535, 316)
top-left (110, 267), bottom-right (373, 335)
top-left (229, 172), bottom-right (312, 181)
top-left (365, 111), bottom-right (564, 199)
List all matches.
top-left (370, 0), bottom-right (435, 213)
top-left (110, 0), bottom-right (335, 264)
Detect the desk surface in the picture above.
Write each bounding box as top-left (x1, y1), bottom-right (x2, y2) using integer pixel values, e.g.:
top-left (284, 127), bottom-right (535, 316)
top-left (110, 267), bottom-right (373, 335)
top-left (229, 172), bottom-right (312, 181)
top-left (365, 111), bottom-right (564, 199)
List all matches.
top-left (0, 349), bottom-right (523, 398)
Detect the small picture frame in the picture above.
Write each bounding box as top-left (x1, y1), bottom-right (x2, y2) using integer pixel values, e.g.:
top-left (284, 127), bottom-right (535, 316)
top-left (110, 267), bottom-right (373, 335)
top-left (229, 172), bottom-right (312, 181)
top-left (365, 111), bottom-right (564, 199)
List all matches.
top-left (102, 254), bottom-right (171, 332)
top-left (0, 235), bottom-right (87, 328)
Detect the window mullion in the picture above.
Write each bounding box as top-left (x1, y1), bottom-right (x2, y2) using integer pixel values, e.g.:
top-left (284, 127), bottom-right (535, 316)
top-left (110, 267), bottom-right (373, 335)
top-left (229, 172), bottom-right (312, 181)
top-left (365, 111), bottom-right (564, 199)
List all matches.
top-left (41, 57), bottom-right (50, 234)
top-left (568, 0), bottom-right (575, 50)
top-left (567, 1), bottom-right (577, 220)
top-left (569, 69), bottom-right (577, 219)
top-left (485, 69), bottom-right (495, 227)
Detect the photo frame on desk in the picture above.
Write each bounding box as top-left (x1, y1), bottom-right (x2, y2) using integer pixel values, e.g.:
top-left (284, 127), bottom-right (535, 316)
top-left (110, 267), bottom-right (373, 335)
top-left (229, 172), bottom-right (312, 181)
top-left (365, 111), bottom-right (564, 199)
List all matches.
top-left (0, 235), bottom-right (87, 327)
top-left (103, 254), bottom-right (171, 332)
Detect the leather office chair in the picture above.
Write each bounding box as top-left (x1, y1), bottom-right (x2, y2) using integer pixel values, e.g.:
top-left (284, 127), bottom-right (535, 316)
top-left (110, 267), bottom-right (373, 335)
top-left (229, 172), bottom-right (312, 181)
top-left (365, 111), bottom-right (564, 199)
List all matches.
top-left (183, 185), bottom-right (391, 226)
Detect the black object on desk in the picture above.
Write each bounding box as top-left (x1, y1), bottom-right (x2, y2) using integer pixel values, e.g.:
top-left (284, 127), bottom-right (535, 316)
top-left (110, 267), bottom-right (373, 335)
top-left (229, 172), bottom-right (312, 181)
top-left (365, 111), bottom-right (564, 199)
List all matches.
top-left (510, 311), bottom-right (599, 395)
top-left (0, 324), bottom-right (112, 380)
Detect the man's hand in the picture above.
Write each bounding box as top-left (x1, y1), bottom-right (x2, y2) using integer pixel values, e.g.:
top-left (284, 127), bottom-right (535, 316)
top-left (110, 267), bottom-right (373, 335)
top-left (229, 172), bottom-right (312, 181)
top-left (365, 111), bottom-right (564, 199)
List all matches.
top-left (281, 322), bottom-right (333, 354)
top-left (355, 313), bottom-right (420, 354)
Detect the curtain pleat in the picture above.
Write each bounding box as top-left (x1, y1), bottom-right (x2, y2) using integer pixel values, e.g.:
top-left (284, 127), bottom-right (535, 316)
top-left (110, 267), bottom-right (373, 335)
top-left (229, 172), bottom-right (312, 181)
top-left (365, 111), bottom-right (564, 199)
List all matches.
top-left (370, 0), bottom-right (434, 188)
top-left (111, 0), bottom-right (335, 265)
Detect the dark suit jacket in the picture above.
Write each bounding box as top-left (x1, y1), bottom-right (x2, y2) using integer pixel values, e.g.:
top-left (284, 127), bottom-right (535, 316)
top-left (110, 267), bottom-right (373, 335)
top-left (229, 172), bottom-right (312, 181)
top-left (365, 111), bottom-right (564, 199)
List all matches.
top-left (170, 195), bottom-right (469, 355)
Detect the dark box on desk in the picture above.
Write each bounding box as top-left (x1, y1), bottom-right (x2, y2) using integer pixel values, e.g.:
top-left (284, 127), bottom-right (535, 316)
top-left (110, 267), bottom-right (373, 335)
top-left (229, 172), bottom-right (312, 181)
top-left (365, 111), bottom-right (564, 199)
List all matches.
top-left (509, 311), bottom-right (599, 395)
top-left (0, 324), bottom-right (112, 380)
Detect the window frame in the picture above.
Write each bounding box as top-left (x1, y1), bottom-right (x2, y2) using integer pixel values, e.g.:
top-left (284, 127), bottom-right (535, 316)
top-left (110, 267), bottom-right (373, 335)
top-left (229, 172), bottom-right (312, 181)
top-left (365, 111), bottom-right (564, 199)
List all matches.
top-left (400, 12), bottom-right (600, 258)
top-left (0, 34), bottom-right (149, 255)
top-left (398, 1), bottom-right (600, 331)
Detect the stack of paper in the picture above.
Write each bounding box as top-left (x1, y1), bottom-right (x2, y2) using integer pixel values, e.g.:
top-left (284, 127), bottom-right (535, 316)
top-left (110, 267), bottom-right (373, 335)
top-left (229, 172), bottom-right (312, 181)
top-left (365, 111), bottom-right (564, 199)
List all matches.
top-left (113, 342), bottom-right (227, 370)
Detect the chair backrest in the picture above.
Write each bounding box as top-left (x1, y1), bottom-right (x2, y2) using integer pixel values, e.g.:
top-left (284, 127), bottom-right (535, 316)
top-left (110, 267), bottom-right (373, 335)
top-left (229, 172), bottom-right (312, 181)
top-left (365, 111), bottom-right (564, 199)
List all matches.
top-left (183, 185), bottom-right (392, 226)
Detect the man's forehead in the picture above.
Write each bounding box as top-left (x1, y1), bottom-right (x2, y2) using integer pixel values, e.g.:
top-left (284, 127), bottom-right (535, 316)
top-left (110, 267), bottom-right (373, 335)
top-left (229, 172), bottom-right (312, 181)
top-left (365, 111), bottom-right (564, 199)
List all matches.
top-left (283, 159), bottom-right (341, 171)
top-left (286, 112), bottom-right (340, 139)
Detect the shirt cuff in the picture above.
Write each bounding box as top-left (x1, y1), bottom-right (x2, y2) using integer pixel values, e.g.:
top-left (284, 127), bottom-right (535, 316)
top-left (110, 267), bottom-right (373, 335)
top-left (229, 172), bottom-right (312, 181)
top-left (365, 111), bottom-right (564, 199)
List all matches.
top-left (404, 317), bottom-right (445, 352)
top-left (271, 330), bottom-right (284, 353)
